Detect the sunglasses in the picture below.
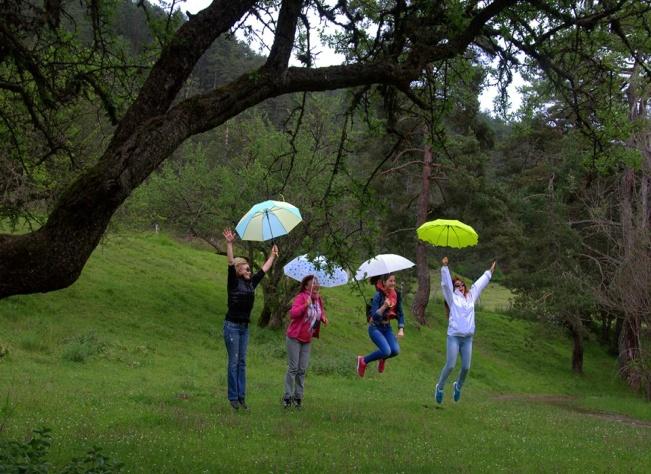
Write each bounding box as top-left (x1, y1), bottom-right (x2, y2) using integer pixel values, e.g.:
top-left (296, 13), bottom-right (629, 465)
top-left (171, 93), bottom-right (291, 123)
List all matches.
top-left (242, 267), bottom-right (251, 272)
top-left (454, 282), bottom-right (465, 288)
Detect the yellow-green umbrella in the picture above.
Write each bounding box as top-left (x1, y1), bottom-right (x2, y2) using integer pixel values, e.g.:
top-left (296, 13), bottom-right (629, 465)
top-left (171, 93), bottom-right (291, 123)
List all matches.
top-left (417, 219), bottom-right (478, 248)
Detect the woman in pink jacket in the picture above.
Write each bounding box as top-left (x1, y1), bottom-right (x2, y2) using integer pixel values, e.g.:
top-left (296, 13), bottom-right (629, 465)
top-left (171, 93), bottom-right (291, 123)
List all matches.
top-left (283, 275), bottom-right (328, 408)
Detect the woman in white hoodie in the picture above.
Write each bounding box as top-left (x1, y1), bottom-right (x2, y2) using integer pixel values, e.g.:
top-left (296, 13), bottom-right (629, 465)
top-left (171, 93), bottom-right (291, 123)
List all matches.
top-left (434, 256), bottom-right (496, 404)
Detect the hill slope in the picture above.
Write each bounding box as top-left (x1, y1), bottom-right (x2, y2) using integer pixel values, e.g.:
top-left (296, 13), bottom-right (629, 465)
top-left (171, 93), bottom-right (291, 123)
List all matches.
top-left (1, 233), bottom-right (649, 472)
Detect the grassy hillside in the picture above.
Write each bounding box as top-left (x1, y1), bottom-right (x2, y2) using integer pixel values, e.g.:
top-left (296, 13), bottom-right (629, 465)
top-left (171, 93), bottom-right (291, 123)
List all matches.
top-left (1, 233), bottom-right (649, 472)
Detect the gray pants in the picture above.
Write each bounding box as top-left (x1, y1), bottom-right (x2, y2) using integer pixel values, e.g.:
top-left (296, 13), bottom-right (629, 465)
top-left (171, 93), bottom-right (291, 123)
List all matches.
top-left (284, 336), bottom-right (311, 400)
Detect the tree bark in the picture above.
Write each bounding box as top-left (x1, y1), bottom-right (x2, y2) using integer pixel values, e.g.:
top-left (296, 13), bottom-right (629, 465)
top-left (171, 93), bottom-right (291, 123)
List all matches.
top-left (412, 145), bottom-right (433, 325)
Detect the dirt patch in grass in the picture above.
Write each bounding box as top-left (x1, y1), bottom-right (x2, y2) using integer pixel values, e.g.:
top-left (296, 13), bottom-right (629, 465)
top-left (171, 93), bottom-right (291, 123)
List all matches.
top-left (494, 394), bottom-right (651, 428)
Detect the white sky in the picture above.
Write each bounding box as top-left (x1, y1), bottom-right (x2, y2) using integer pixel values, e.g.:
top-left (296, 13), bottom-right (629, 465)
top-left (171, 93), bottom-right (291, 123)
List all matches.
top-left (180, 0), bottom-right (522, 114)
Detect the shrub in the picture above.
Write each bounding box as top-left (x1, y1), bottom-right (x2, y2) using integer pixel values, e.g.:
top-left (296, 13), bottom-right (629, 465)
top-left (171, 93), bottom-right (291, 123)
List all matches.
top-left (61, 446), bottom-right (124, 473)
top-left (0, 428), bottom-right (123, 473)
top-left (0, 427), bottom-right (51, 473)
top-left (61, 332), bottom-right (107, 363)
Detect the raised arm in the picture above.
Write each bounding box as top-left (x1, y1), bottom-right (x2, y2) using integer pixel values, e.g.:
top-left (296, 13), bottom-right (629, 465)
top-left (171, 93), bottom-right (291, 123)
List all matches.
top-left (470, 261), bottom-right (496, 304)
top-left (440, 256), bottom-right (454, 305)
top-left (261, 244), bottom-right (279, 273)
top-left (223, 228), bottom-right (236, 265)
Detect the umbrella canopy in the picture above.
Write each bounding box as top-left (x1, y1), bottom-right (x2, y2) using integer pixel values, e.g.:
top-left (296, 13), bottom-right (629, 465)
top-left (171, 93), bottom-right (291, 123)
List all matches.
top-left (416, 219), bottom-right (478, 248)
top-left (283, 255), bottom-right (349, 288)
top-left (354, 254), bottom-right (415, 281)
top-left (235, 200), bottom-right (302, 241)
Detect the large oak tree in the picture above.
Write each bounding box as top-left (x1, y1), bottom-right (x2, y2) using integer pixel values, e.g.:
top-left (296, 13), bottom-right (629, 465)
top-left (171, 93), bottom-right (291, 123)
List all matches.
top-left (1, 0), bottom-right (645, 298)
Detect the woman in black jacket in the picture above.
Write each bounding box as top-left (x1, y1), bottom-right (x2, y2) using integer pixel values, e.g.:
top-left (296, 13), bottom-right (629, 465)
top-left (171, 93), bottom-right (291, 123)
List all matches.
top-left (222, 228), bottom-right (278, 410)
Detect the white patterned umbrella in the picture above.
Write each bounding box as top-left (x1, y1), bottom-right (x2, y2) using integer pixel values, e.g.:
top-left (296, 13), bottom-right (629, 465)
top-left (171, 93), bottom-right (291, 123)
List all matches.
top-left (283, 255), bottom-right (349, 288)
top-left (354, 254), bottom-right (415, 281)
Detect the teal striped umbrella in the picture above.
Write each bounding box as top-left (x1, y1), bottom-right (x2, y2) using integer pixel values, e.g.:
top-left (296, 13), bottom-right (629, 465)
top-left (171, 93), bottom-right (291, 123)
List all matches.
top-left (235, 200), bottom-right (302, 241)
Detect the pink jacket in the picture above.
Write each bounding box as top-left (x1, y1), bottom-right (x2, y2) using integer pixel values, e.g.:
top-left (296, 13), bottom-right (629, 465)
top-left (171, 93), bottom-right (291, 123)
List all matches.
top-left (287, 291), bottom-right (327, 343)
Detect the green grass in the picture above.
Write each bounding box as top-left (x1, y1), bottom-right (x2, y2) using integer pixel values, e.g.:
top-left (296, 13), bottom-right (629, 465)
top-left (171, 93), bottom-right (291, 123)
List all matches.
top-left (0, 233), bottom-right (649, 472)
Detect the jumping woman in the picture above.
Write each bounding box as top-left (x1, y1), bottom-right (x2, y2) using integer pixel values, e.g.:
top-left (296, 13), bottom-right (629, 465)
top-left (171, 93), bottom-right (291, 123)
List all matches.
top-left (434, 256), bottom-right (496, 403)
top-left (356, 273), bottom-right (405, 377)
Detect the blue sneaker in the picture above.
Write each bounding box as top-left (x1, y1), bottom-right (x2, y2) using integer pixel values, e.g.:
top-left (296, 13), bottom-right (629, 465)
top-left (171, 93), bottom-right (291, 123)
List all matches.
top-left (435, 384), bottom-right (444, 404)
top-left (453, 381), bottom-right (462, 402)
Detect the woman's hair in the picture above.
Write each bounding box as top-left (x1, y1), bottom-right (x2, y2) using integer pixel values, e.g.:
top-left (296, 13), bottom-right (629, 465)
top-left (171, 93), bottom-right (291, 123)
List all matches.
top-left (233, 257), bottom-right (249, 270)
top-left (299, 274), bottom-right (319, 292)
top-left (370, 273), bottom-right (395, 285)
top-left (452, 275), bottom-right (468, 296)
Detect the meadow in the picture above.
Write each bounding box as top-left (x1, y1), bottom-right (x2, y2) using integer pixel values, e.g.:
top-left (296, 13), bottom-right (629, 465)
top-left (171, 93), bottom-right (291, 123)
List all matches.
top-left (1, 233), bottom-right (649, 472)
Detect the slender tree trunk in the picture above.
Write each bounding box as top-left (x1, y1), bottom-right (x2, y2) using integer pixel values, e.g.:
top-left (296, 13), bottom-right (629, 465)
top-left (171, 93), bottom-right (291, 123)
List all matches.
top-left (412, 145), bottom-right (432, 326)
top-left (618, 315), bottom-right (642, 388)
top-left (257, 304), bottom-right (272, 328)
top-left (612, 316), bottom-right (624, 356)
top-left (569, 323), bottom-right (584, 374)
top-left (599, 311), bottom-right (611, 346)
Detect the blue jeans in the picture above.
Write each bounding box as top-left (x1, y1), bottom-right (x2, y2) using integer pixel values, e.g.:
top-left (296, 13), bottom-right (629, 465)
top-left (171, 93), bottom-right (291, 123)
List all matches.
top-left (364, 324), bottom-right (400, 364)
top-left (437, 335), bottom-right (473, 388)
top-left (223, 321), bottom-right (249, 401)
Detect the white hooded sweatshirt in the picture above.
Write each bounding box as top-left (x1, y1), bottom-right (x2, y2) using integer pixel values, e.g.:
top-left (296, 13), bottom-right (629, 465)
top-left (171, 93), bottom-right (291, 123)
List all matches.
top-left (441, 266), bottom-right (492, 336)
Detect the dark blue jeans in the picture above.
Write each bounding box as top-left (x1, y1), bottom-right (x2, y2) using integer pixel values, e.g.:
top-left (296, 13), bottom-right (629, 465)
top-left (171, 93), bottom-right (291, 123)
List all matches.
top-left (223, 320), bottom-right (249, 402)
top-left (364, 323), bottom-right (400, 364)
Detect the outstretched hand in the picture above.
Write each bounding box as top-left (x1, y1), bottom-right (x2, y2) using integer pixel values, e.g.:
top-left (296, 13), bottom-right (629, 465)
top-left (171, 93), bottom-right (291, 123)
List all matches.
top-left (441, 256), bottom-right (448, 266)
top-left (223, 228), bottom-right (236, 243)
top-left (490, 260), bottom-right (497, 273)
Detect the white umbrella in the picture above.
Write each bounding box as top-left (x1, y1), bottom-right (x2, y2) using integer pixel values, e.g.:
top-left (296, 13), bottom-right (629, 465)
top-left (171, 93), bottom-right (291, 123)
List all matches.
top-left (354, 254), bottom-right (415, 281)
top-left (283, 255), bottom-right (349, 288)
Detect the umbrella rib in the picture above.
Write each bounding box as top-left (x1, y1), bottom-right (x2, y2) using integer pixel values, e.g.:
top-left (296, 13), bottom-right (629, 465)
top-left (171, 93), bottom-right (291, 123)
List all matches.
top-left (432, 225), bottom-right (445, 245)
top-left (451, 226), bottom-right (460, 246)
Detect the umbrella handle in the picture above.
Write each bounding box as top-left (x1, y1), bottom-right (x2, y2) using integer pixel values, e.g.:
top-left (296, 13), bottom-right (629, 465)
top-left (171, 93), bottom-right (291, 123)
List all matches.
top-left (265, 210), bottom-right (275, 244)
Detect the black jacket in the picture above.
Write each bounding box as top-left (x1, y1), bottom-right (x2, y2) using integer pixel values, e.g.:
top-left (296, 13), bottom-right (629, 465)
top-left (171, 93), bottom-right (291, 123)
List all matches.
top-left (225, 265), bottom-right (265, 324)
